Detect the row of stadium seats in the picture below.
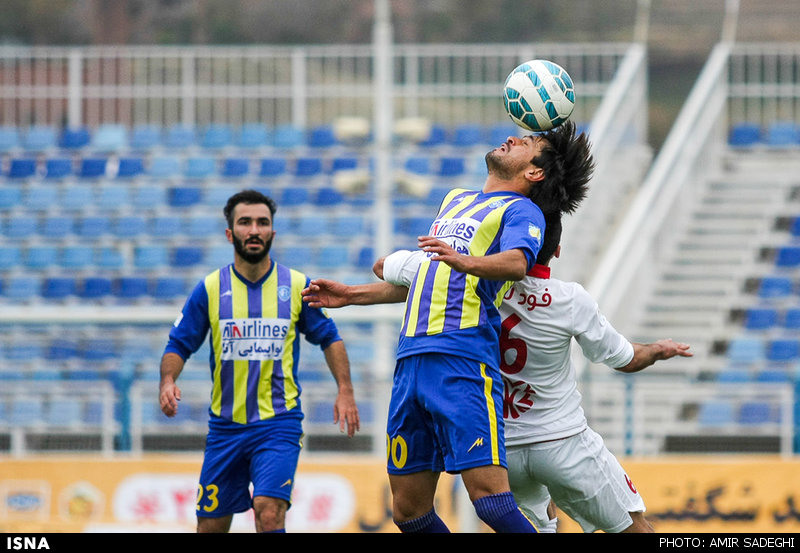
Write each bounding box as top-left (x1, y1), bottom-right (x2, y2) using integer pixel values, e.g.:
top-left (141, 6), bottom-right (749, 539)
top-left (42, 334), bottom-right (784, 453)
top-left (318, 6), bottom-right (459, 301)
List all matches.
top-left (0, 122), bottom-right (523, 154)
top-left (1, 152), bottom-right (482, 181)
top-left (696, 398), bottom-right (785, 427)
top-left (0, 396), bottom-right (107, 428)
top-left (728, 121), bottom-right (800, 148)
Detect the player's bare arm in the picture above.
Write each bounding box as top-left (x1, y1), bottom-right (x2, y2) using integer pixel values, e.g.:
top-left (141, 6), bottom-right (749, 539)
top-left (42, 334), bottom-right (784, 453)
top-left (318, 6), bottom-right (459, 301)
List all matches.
top-left (615, 339), bottom-right (693, 373)
top-left (302, 279), bottom-right (408, 308)
top-left (159, 352), bottom-right (185, 417)
top-left (323, 340), bottom-right (361, 437)
top-left (417, 236), bottom-right (528, 281)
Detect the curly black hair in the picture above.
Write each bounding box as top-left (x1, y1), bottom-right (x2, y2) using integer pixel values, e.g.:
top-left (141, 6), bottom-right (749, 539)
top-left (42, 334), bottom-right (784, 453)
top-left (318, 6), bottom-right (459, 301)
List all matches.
top-left (527, 121), bottom-right (594, 216)
top-left (223, 189), bottom-right (278, 229)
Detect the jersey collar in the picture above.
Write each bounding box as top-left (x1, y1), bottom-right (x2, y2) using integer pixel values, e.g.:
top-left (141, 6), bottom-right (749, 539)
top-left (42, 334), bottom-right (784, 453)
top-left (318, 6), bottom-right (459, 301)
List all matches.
top-left (526, 264), bottom-right (551, 279)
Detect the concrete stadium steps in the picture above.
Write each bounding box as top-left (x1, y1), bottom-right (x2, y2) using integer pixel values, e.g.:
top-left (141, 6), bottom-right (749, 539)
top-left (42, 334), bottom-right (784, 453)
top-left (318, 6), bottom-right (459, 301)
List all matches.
top-left (625, 166), bottom-right (800, 376)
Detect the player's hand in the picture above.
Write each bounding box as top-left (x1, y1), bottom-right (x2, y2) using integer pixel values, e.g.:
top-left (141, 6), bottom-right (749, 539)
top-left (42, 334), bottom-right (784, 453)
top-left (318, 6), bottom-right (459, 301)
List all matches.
top-left (159, 379), bottom-right (181, 417)
top-left (417, 236), bottom-right (471, 273)
top-left (302, 278), bottom-right (351, 308)
top-left (656, 339), bottom-right (694, 359)
top-left (334, 388), bottom-right (360, 437)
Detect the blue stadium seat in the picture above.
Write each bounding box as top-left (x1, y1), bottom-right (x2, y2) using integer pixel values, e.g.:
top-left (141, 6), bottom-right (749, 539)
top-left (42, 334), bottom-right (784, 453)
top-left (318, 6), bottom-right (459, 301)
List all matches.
top-left (488, 123), bottom-right (518, 146)
top-left (259, 157), bottom-right (288, 177)
top-left (293, 157), bottom-right (323, 177)
top-left (149, 216), bottom-right (183, 238)
top-left (205, 244), bottom-right (231, 268)
top-left (95, 186), bottom-right (131, 209)
top-left (4, 276), bottom-right (39, 301)
top-left (439, 156), bottom-right (466, 177)
top-left (329, 215), bottom-right (367, 237)
top-left (4, 216), bottom-right (38, 239)
top-left (403, 156), bottom-right (431, 175)
top-left (22, 126), bottom-right (57, 151)
top-left (93, 247), bottom-right (125, 271)
top-left (41, 277), bottom-right (77, 300)
top-left (203, 186), bottom-right (238, 208)
top-left (184, 156), bottom-right (217, 179)
top-left (316, 246), bottom-right (349, 269)
top-left (783, 308), bottom-right (800, 330)
top-left (726, 337), bottom-right (765, 363)
top-left (24, 245), bottom-right (58, 269)
top-left (330, 156), bottom-right (359, 173)
top-left (738, 401), bottom-right (776, 425)
top-left (46, 340), bottom-right (78, 361)
top-left (78, 157), bottom-right (108, 179)
top-left (112, 215), bottom-right (147, 238)
top-left (172, 247), bottom-right (204, 267)
top-left (79, 277), bottom-right (113, 299)
top-left (697, 400), bottom-right (735, 427)
top-left (130, 125), bottom-right (162, 151)
top-left (236, 124), bottom-right (270, 149)
top-left (743, 308), bottom-right (778, 330)
top-left (728, 122), bottom-right (762, 147)
top-left (152, 277), bottom-right (187, 300)
top-left (757, 276), bottom-right (793, 299)
top-left (221, 157), bottom-right (250, 178)
top-left (164, 125), bottom-right (195, 149)
top-left (764, 121), bottom-right (799, 148)
top-left (200, 124), bottom-right (232, 149)
top-left (61, 245), bottom-right (94, 270)
top-left (0, 246), bottom-right (21, 270)
top-left (40, 215), bottom-right (74, 238)
top-left (272, 124), bottom-right (304, 149)
top-left (59, 127), bottom-right (91, 150)
top-left (766, 339), bottom-right (800, 362)
top-left (134, 245), bottom-right (169, 270)
top-left (168, 187), bottom-right (203, 208)
top-left (451, 124), bottom-right (485, 148)
top-left (117, 157), bottom-right (145, 179)
top-left (114, 277), bottom-right (149, 300)
top-left (0, 185), bottom-right (22, 210)
top-left (355, 246), bottom-right (375, 269)
top-left (80, 339), bottom-right (118, 362)
top-left (280, 186), bottom-right (310, 207)
top-left (308, 125), bottom-right (337, 149)
top-left (295, 215), bottom-right (321, 237)
top-left (755, 367), bottom-right (792, 383)
top-left (0, 126), bottom-right (19, 151)
top-left (131, 186), bottom-right (167, 210)
top-left (186, 215), bottom-right (224, 238)
top-left (314, 187), bottom-right (345, 206)
top-left (44, 158), bottom-right (73, 179)
top-left (419, 124), bottom-right (447, 147)
top-left (45, 398), bottom-right (82, 426)
top-left (59, 184), bottom-right (95, 211)
top-left (22, 185), bottom-right (59, 211)
top-left (76, 216), bottom-right (111, 239)
top-left (716, 366), bottom-right (751, 383)
top-left (149, 156), bottom-right (181, 179)
top-left (92, 124), bottom-right (128, 153)
top-left (774, 246), bottom-right (800, 268)
top-left (8, 158), bottom-right (37, 179)
top-left (8, 398), bottom-right (44, 425)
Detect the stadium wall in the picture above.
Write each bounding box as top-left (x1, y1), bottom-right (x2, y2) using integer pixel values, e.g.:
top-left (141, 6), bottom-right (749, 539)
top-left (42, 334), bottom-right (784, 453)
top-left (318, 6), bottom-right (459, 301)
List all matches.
top-left (1, 454), bottom-right (799, 533)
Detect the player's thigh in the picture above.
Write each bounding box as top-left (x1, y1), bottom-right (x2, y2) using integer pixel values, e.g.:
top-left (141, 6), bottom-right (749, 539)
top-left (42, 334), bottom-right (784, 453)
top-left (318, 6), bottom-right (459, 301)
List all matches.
top-left (419, 354), bottom-right (506, 473)
top-left (506, 445), bottom-right (556, 532)
top-left (197, 430), bottom-right (253, 519)
top-left (249, 416), bottom-right (304, 504)
top-left (535, 428), bottom-right (645, 533)
top-left (386, 356), bottom-right (443, 475)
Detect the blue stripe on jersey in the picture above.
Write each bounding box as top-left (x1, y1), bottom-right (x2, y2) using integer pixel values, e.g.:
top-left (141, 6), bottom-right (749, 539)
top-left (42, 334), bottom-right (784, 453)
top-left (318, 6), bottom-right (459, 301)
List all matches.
top-left (219, 265), bottom-right (234, 421)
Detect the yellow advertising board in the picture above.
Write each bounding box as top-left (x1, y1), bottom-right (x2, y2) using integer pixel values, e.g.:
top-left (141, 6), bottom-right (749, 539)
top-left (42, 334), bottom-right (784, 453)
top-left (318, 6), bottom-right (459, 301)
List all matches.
top-left (1, 455), bottom-right (799, 533)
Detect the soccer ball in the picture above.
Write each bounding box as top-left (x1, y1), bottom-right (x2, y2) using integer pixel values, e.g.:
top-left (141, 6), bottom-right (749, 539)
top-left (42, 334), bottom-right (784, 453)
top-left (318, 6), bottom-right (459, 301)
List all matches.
top-left (502, 59), bottom-right (575, 132)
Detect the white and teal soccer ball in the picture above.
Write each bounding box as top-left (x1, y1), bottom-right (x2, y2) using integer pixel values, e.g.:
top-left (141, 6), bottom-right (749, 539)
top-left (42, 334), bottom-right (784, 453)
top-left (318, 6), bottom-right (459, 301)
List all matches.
top-left (502, 59), bottom-right (575, 132)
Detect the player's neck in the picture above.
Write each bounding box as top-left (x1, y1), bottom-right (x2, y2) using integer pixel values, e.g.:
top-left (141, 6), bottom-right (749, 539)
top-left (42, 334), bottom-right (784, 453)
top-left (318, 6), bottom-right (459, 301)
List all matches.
top-left (483, 175), bottom-right (532, 196)
top-left (234, 256), bottom-right (273, 283)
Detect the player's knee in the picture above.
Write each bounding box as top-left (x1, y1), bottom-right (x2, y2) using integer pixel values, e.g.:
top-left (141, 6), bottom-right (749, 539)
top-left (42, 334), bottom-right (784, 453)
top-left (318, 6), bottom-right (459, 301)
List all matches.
top-left (253, 496), bottom-right (288, 532)
top-left (197, 515), bottom-right (232, 533)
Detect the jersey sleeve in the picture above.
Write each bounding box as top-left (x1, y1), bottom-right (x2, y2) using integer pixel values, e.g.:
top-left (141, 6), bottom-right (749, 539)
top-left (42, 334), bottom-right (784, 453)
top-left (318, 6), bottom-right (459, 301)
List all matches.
top-left (297, 276), bottom-right (343, 349)
top-left (570, 283), bottom-right (634, 368)
top-left (163, 280), bottom-right (211, 360)
top-left (499, 200), bottom-right (545, 271)
top-left (383, 249), bottom-right (425, 287)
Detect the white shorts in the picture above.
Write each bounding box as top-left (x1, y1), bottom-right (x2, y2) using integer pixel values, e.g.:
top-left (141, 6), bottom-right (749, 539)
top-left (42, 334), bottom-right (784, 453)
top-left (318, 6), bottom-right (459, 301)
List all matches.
top-left (506, 427), bottom-right (646, 533)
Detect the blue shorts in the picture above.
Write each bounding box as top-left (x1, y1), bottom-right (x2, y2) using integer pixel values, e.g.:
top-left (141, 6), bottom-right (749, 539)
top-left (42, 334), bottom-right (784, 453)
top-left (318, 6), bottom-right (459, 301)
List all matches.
top-left (196, 410), bottom-right (303, 518)
top-left (386, 352), bottom-right (506, 475)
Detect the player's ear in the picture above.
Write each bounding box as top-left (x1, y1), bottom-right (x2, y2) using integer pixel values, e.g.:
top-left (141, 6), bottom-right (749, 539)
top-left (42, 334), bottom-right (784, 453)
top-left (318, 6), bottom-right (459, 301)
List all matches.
top-left (225, 227), bottom-right (233, 244)
top-left (525, 165), bottom-right (545, 183)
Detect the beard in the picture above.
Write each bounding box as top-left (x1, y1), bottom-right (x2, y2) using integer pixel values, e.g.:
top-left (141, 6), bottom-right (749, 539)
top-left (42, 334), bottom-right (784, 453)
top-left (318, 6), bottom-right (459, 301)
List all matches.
top-left (232, 234), bottom-right (272, 264)
top-left (485, 149), bottom-right (518, 180)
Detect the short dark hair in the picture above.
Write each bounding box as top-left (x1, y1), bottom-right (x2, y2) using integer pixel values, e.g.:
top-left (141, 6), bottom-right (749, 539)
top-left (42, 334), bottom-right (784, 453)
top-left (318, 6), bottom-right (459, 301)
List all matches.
top-left (528, 121), bottom-right (594, 216)
top-left (536, 211), bottom-right (562, 266)
top-left (223, 189), bottom-right (278, 229)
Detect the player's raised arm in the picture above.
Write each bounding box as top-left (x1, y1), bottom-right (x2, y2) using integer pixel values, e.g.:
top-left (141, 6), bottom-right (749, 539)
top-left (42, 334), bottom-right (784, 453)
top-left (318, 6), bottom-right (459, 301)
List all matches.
top-left (417, 236), bottom-right (528, 281)
top-left (302, 278), bottom-right (408, 308)
top-left (615, 339), bottom-right (693, 373)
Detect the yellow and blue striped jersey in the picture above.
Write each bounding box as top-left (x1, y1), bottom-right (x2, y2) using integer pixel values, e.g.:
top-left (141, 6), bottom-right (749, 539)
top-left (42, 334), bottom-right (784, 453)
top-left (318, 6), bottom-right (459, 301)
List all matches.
top-left (397, 188), bottom-right (545, 369)
top-left (165, 261), bottom-right (341, 425)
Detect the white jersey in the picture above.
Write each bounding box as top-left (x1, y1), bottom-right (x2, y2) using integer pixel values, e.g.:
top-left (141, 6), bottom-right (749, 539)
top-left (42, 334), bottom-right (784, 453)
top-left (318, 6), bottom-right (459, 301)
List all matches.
top-left (383, 249), bottom-right (634, 445)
